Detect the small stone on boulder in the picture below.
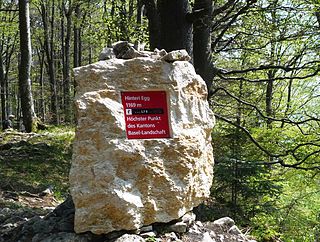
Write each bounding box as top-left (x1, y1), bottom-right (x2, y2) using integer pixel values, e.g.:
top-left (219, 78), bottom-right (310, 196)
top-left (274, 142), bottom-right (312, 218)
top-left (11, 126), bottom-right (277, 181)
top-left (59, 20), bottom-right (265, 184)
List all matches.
top-left (99, 47), bottom-right (115, 60)
top-left (160, 50), bottom-right (191, 62)
top-left (112, 41), bottom-right (149, 59)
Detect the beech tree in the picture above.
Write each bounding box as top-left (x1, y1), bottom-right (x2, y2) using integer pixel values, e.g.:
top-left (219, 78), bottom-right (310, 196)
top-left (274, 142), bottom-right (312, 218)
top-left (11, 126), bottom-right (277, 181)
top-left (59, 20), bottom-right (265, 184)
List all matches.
top-left (18, 0), bottom-right (36, 132)
top-left (0, 41), bottom-right (5, 126)
top-left (38, 0), bottom-right (58, 124)
top-left (61, 0), bottom-right (72, 123)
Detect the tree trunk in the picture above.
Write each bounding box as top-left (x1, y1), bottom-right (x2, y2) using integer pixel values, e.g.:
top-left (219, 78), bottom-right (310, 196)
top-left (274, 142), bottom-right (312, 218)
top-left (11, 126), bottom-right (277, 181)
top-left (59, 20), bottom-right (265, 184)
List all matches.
top-left (266, 6), bottom-right (277, 128)
top-left (18, 0), bottom-right (36, 132)
top-left (193, 0), bottom-right (214, 91)
top-left (143, 0), bottom-right (160, 49)
top-left (135, 0), bottom-right (143, 49)
top-left (129, 0), bottom-right (134, 18)
top-left (0, 42), bottom-right (6, 127)
top-left (73, 4), bottom-right (81, 68)
top-left (4, 34), bottom-right (18, 117)
top-left (281, 79), bottom-right (292, 128)
top-left (157, 0), bottom-right (192, 54)
top-left (266, 71), bottom-right (274, 127)
top-left (315, 11), bottom-right (320, 28)
top-left (36, 46), bottom-right (45, 122)
top-left (63, 3), bottom-right (72, 123)
top-left (40, 0), bottom-right (58, 124)
top-left (119, 0), bottom-right (128, 40)
top-left (232, 79), bottom-right (243, 219)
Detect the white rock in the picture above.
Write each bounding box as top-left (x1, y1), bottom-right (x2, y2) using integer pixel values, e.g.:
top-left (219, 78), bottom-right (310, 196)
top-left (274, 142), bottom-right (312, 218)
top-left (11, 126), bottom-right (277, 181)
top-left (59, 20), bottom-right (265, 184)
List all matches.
top-left (70, 57), bottom-right (214, 234)
top-left (140, 231), bottom-right (157, 238)
top-left (228, 225), bottom-right (243, 235)
top-left (114, 234), bottom-right (145, 242)
top-left (168, 221), bottom-right (188, 233)
top-left (202, 232), bottom-right (215, 242)
top-left (189, 226), bottom-right (202, 235)
top-left (213, 217), bottom-right (235, 229)
top-left (209, 230), bottom-right (216, 238)
top-left (195, 221), bottom-right (204, 228)
top-left (182, 212), bottom-right (196, 226)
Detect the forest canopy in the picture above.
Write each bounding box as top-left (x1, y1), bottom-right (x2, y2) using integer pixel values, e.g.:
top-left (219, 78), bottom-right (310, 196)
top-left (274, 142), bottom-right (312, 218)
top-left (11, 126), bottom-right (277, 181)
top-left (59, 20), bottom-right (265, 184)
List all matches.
top-left (0, 0), bottom-right (319, 241)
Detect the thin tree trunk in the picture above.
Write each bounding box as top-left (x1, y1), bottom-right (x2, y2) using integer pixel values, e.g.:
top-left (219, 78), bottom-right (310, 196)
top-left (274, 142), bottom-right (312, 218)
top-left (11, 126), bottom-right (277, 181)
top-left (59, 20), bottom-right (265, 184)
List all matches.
top-left (231, 157), bottom-right (238, 219)
top-left (18, 0), bottom-right (36, 132)
top-left (0, 42), bottom-right (6, 127)
top-left (51, 0), bottom-right (58, 123)
top-left (73, 4), bottom-right (81, 68)
top-left (4, 34), bottom-right (18, 116)
top-left (266, 6), bottom-right (277, 128)
top-left (266, 71), bottom-right (274, 128)
top-left (89, 47), bottom-right (92, 63)
top-left (315, 11), bottom-right (320, 28)
top-left (63, 2), bottom-right (72, 123)
top-left (119, 0), bottom-right (129, 40)
top-left (36, 46), bottom-right (45, 122)
top-left (78, 28), bottom-right (82, 67)
top-left (129, 0), bottom-right (134, 18)
top-left (61, 0), bottom-right (65, 73)
top-left (40, 0), bottom-right (58, 124)
top-left (281, 79), bottom-right (292, 128)
top-left (232, 79), bottom-right (243, 219)
top-left (135, 0), bottom-right (143, 49)
top-left (4, 52), bottom-right (10, 117)
top-left (60, 0), bottom-right (65, 121)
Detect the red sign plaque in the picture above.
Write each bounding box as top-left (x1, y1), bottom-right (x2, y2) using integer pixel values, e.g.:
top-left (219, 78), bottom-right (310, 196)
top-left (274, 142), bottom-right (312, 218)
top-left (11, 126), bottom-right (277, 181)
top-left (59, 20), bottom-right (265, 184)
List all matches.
top-left (121, 90), bottom-right (171, 139)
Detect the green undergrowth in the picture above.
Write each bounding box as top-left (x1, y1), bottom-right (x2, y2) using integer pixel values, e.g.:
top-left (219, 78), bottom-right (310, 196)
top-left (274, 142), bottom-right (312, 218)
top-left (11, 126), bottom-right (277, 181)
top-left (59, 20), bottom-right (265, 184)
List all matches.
top-left (0, 125), bottom-right (75, 200)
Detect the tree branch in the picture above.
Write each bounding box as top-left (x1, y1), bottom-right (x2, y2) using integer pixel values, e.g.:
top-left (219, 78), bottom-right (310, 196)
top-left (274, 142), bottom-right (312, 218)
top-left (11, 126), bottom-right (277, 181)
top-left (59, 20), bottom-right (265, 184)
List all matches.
top-left (211, 0), bottom-right (257, 49)
top-left (214, 113), bottom-right (281, 157)
top-left (217, 60), bottom-right (320, 75)
top-left (0, 9), bottom-right (18, 12)
top-left (212, 87), bottom-right (320, 124)
top-left (214, 114), bottom-right (320, 170)
top-left (215, 68), bottom-right (319, 83)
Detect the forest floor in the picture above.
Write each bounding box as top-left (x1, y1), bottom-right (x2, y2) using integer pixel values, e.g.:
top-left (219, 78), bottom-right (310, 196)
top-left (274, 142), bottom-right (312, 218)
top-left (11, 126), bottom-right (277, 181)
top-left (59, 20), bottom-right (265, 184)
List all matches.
top-left (0, 127), bottom-right (74, 236)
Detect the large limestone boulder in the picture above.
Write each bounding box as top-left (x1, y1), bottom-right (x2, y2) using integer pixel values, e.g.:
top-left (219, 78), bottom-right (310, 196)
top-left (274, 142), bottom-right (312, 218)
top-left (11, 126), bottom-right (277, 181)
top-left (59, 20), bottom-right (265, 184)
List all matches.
top-left (70, 57), bottom-right (214, 234)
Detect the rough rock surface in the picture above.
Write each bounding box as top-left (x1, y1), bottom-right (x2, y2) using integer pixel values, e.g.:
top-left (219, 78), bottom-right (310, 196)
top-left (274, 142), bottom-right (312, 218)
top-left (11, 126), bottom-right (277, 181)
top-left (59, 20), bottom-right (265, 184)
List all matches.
top-left (70, 56), bottom-right (214, 234)
top-left (1, 197), bottom-right (256, 242)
